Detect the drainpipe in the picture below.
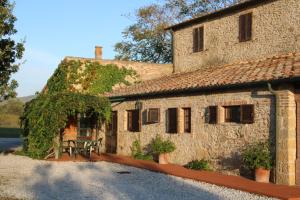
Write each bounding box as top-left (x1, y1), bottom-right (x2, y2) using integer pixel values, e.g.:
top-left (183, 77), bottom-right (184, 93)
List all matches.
top-left (267, 83), bottom-right (279, 183)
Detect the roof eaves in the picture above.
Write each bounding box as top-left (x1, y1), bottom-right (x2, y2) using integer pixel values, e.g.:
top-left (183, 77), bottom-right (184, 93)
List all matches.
top-left (165, 0), bottom-right (275, 31)
top-left (108, 77), bottom-right (300, 101)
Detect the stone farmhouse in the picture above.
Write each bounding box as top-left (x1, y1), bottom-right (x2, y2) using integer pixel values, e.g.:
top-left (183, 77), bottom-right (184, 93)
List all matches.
top-left (106, 0), bottom-right (300, 186)
top-left (57, 0), bottom-right (300, 186)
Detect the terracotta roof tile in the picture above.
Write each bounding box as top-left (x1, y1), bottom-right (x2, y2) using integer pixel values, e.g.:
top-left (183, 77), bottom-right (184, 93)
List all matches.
top-left (106, 52), bottom-right (300, 98)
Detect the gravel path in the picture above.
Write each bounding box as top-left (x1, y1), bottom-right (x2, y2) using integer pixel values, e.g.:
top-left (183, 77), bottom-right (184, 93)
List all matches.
top-left (0, 154), bottom-right (277, 200)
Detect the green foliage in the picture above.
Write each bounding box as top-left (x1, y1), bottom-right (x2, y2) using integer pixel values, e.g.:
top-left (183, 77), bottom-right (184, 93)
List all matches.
top-left (131, 139), bottom-right (153, 161)
top-left (46, 60), bottom-right (137, 95)
top-left (185, 159), bottom-right (211, 171)
top-left (242, 141), bottom-right (273, 170)
top-left (115, 0), bottom-right (241, 64)
top-left (21, 92), bottom-right (111, 159)
top-left (149, 135), bottom-right (175, 154)
top-left (0, 0), bottom-right (25, 101)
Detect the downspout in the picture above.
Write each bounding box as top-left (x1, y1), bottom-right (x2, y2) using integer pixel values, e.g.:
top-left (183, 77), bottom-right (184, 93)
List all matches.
top-left (170, 29), bottom-right (175, 73)
top-left (267, 83), bottom-right (279, 183)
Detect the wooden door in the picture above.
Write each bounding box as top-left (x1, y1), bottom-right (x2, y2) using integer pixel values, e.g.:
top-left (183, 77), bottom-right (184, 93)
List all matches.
top-left (296, 90), bottom-right (300, 185)
top-left (105, 111), bottom-right (118, 153)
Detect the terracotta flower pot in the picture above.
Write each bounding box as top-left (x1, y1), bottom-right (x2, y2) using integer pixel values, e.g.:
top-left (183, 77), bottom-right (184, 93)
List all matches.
top-left (255, 168), bottom-right (270, 183)
top-left (159, 153), bottom-right (169, 164)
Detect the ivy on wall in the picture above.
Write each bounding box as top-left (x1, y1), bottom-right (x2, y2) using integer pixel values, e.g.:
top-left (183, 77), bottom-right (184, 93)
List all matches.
top-left (21, 93), bottom-right (111, 159)
top-left (46, 59), bottom-right (137, 95)
top-left (22, 59), bottom-right (136, 159)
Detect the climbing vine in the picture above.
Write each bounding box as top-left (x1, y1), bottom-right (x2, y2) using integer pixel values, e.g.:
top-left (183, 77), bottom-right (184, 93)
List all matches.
top-left (22, 59), bottom-right (136, 159)
top-left (46, 59), bottom-right (137, 95)
top-left (21, 92), bottom-right (111, 159)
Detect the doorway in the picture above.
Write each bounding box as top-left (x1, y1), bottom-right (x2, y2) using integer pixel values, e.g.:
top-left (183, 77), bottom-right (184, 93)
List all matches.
top-left (106, 111), bottom-right (118, 153)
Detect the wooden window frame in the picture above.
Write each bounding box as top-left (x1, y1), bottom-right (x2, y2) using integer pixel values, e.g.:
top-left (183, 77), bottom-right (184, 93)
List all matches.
top-left (166, 108), bottom-right (178, 134)
top-left (127, 109), bottom-right (141, 132)
top-left (183, 108), bottom-right (191, 133)
top-left (224, 105), bottom-right (254, 124)
top-left (147, 108), bottom-right (160, 124)
top-left (208, 106), bottom-right (218, 124)
top-left (239, 13), bottom-right (252, 42)
top-left (193, 26), bottom-right (204, 52)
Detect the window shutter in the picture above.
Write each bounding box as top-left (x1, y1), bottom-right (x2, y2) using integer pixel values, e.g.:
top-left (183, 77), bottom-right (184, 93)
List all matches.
top-left (193, 28), bottom-right (199, 52)
top-left (183, 108), bottom-right (191, 133)
top-left (198, 27), bottom-right (204, 51)
top-left (208, 106), bottom-right (217, 124)
top-left (166, 109), bottom-right (170, 133)
top-left (246, 13), bottom-right (252, 41)
top-left (239, 14), bottom-right (246, 42)
top-left (241, 105), bottom-right (254, 124)
top-left (167, 108), bottom-right (178, 133)
top-left (148, 108), bottom-right (160, 123)
top-left (127, 111), bottom-right (133, 131)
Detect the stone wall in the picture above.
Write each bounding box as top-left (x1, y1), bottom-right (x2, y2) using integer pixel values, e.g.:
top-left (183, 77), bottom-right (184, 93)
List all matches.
top-left (173, 0), bottom-right (300, 72)
top-left (65, 57), bottom-right (173, 83)
top-left (274, 84), bottom-right (297, 185)
top-left (111, 87), bottom-right (276, 176)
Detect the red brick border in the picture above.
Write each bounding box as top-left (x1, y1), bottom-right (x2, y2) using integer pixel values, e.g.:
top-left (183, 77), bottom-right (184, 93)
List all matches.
top-left (49, 153), bottom-right (300, 200)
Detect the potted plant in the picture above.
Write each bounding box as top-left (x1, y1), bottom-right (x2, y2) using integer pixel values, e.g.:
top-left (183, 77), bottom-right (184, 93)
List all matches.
top-left (242, 141), bottom-right (273, 183)
top-left (185, 159), bottom-right (211, 171)
top-left (149, 135), bottom-right (176, 164)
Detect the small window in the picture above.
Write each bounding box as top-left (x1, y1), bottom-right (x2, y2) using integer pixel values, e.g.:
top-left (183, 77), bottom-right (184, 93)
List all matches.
top-left (239, 13), bottom-right (252, 42)
top-left (79, 117), bottom-right (93, 138)
top-left (225, 106), bottom-right (241, 123)
top-left (193, 27), bottom-right (204, 52)
top-left (208, 106), bottom-right (217, 124)
top-left (183, 108), bottom-right (191, 133)
top-left (224, 105), bottom-right (254, 124)
top-left (147, 108), bottom-right (160, 123)
top-left (166, 108), bottom-right (178, 133)
top-left (127, 109), bottom-right (140, 132)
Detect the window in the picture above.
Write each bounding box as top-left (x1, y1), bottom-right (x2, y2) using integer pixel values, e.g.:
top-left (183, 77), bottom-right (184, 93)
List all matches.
top-left (193, 27), bottom-right (204, 52)
top-left (127, 110), bottom-right (140, 132)
top-left (239, 13), bottom-right (252, 42)
top-left (147, 108), bottom-right (160, 123)
top-left (183, 108), bottom-right (191, 133)
top-left (225, 106), bottom-right (241, 123)
top-left (79, 117), bottom-right (93, 138)
top-left (166, 108), bottom-right (178, 133)
top-left (208, 106), bottom-right (217, 124)
top-left (224, 105), bottom-right (254, 124)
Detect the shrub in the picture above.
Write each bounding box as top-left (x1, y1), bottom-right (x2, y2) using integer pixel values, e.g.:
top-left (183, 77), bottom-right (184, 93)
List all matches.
top-left (185, 159), bottom-right (211, 171)
top-left (149, 135), bottom-right (175, 154)
top-left (242, 141), bottom-right (273, 170)
top-left (131, 140), bottom-right (152, 161)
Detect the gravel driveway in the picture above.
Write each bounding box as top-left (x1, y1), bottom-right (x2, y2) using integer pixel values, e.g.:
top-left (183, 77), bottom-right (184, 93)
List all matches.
top-left (0, 154), bottom-right (276, 200)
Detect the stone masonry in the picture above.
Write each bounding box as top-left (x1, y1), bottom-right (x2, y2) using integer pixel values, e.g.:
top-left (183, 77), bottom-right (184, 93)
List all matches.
top-left (173, 0), bottom-right (300, 72)
top-left (109, 87), bottom-right (276, 176)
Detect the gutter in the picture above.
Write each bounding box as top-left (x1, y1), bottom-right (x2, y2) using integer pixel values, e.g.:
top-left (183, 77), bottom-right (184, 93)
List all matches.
top-left (267, 83), bottom-right (279, 183)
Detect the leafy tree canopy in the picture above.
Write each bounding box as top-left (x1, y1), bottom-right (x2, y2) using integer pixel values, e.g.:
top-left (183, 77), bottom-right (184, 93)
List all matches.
top-left (115, 0), bottom-right (241, 64)
top-left (0, 0), bottom-right (25, 101)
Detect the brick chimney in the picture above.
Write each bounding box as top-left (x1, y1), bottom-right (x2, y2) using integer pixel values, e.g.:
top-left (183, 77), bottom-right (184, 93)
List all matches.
top-left (95, 46), bottom-right (102, 60)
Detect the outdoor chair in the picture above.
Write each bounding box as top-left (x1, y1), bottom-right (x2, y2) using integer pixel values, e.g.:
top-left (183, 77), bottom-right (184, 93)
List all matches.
top-left (62, 140), bottom-right (74, 157)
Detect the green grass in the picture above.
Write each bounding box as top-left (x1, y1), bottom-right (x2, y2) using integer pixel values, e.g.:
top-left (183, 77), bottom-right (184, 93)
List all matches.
top-left (0, 127), bottom-right (21, 138)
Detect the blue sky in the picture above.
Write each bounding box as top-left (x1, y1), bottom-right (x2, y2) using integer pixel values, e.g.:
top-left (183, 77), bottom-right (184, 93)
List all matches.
top-left (12, 0), bottom-right (156, 97)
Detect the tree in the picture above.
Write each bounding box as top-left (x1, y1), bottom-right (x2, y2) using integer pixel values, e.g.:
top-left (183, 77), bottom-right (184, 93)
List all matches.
top-left (0, 0), bottom-right (25, 101)
top-left (115, 0), bottom-right (241, 64)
